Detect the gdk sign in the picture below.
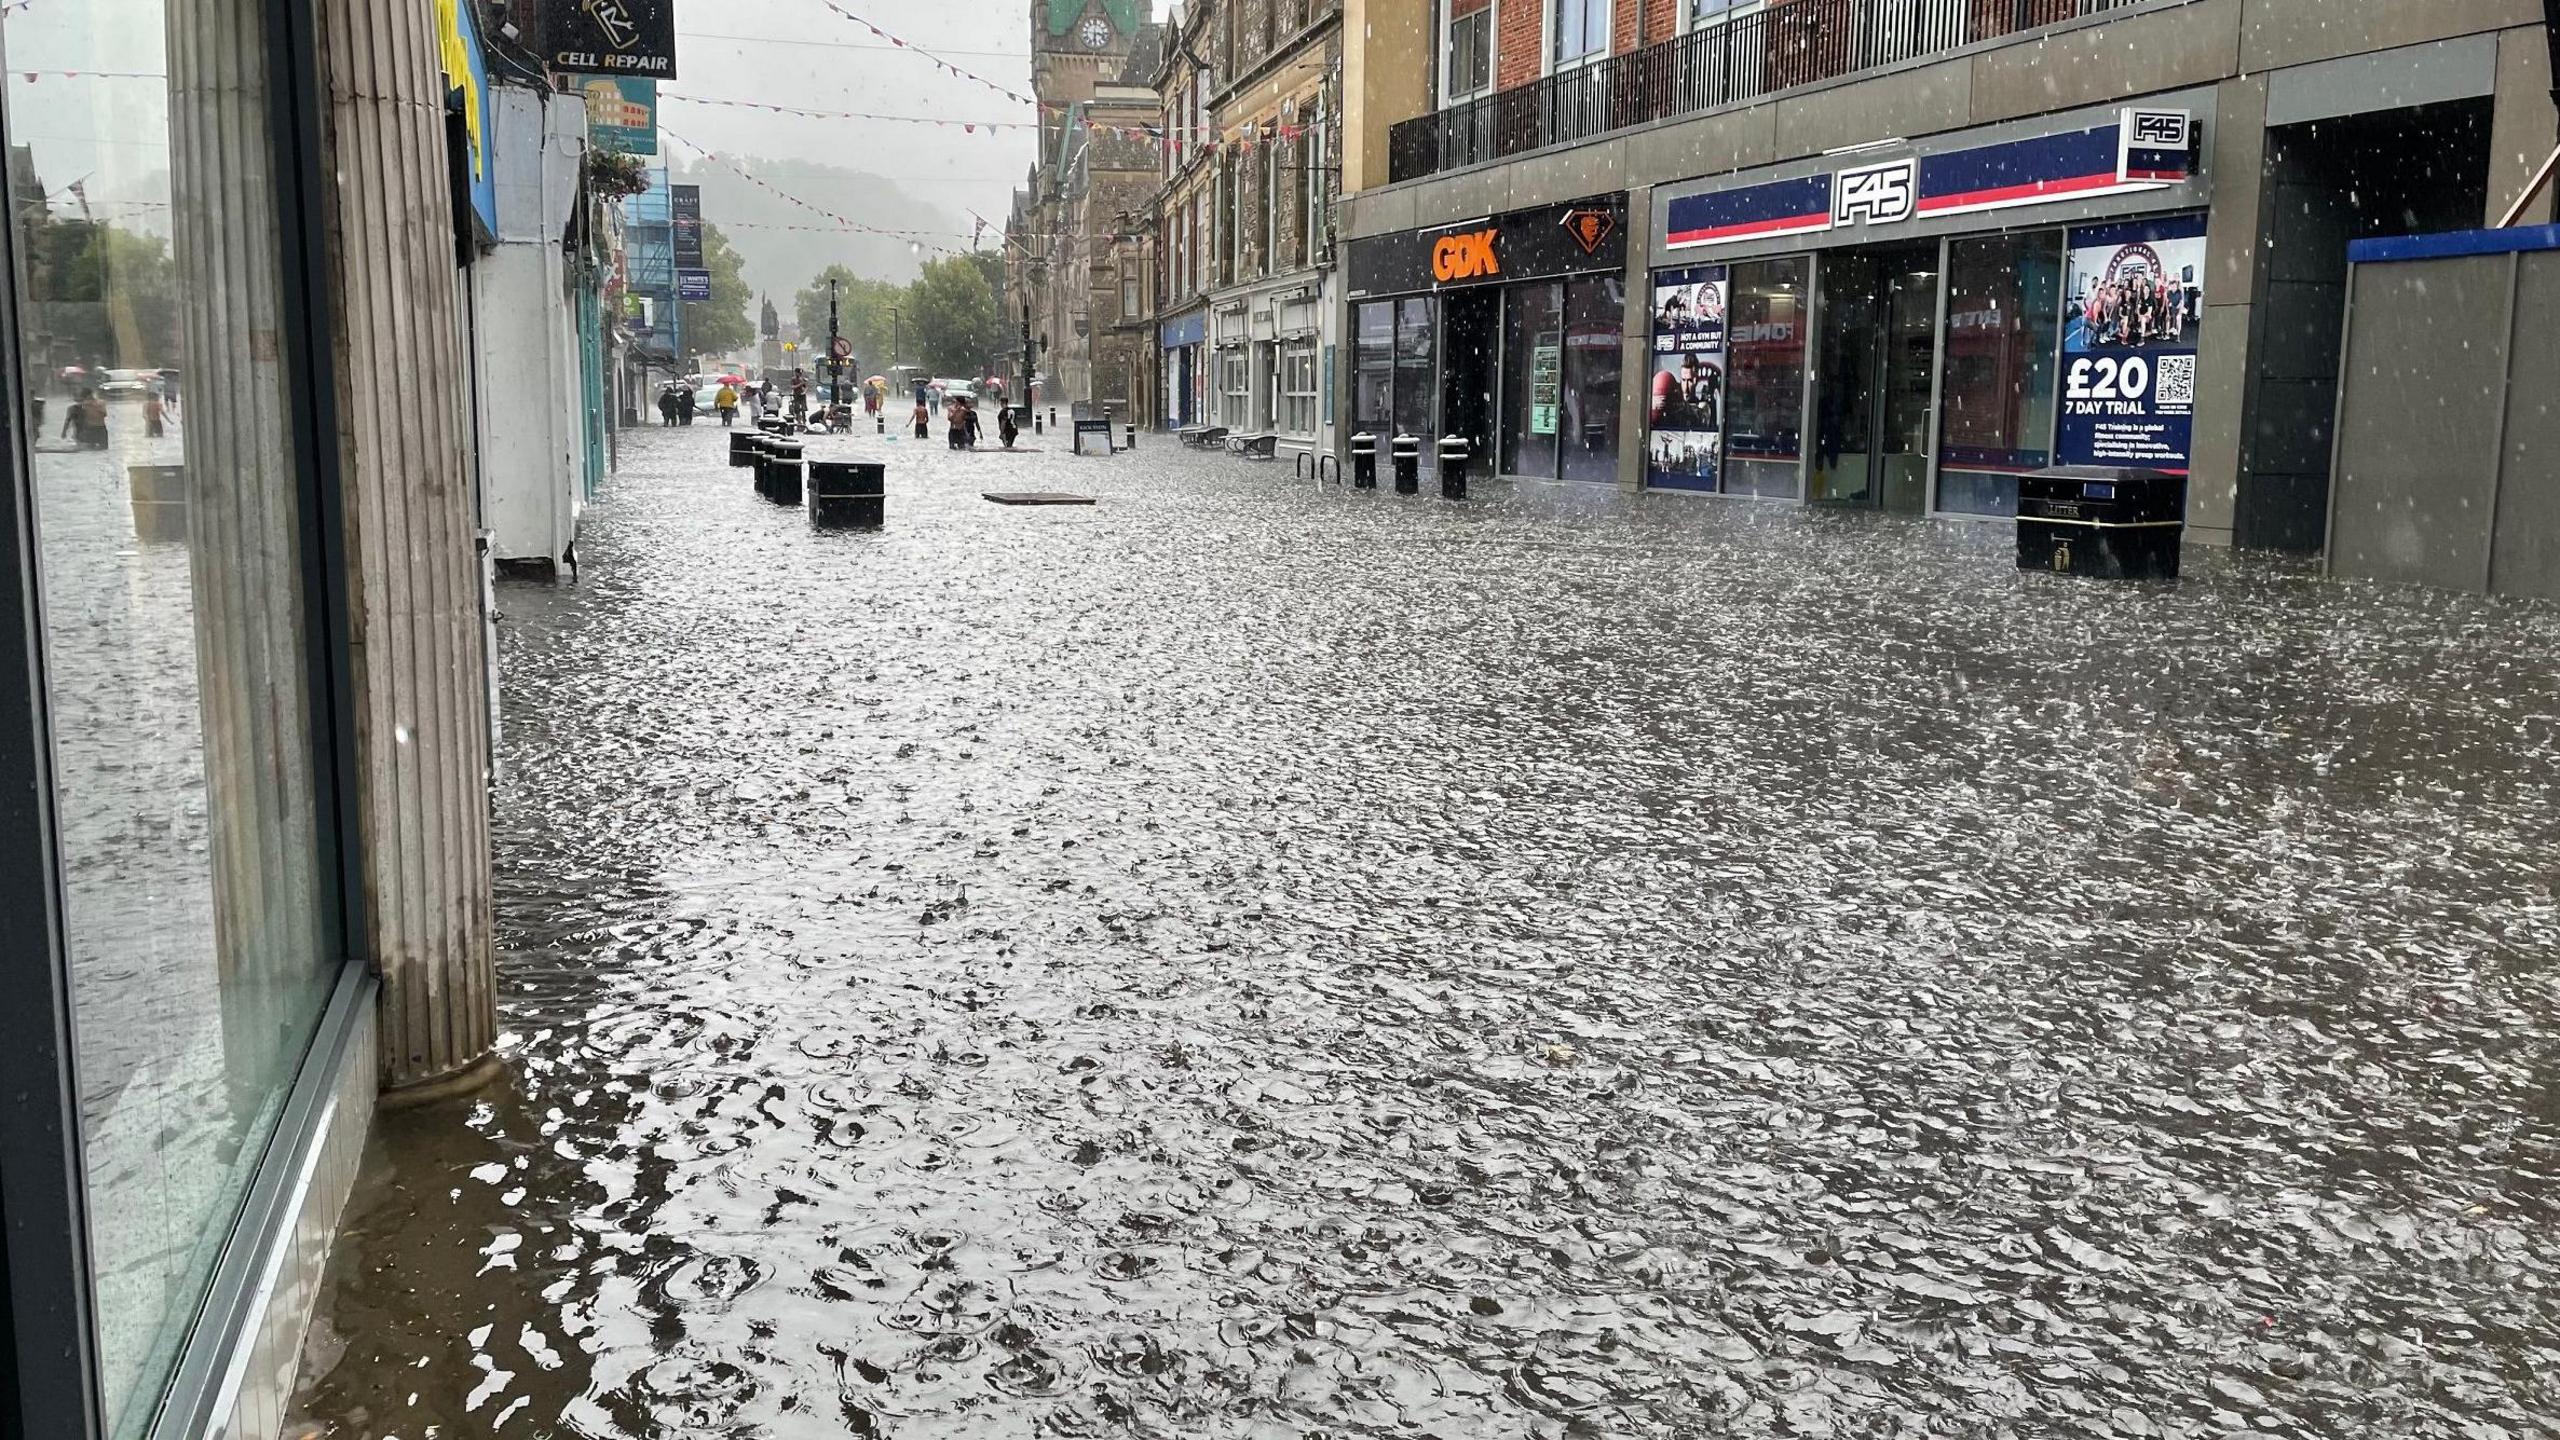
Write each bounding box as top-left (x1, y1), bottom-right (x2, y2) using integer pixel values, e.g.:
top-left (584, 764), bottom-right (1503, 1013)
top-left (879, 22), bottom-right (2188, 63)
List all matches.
top-left (1834, 159), bottom-right (1917, 226)
top-left (1432, 229), bottom-right (1500, 283)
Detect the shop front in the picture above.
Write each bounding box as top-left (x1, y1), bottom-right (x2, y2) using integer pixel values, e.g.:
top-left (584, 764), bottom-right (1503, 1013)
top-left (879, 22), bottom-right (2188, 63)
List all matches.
top-left (1161, 308), bottom-right (1207, 429)
top-left (1645, 95), bottom-right (2213, 518)
top-left (1345, 195), bottom-right (1628, 481)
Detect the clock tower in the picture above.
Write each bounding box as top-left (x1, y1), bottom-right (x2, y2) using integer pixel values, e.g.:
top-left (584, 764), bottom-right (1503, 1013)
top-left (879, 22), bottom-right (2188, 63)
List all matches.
top-left (1031, 0), bottom-right (1138, 162)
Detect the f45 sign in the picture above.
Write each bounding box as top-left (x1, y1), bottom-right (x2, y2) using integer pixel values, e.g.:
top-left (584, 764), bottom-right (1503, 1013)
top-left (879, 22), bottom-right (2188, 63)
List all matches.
top-left (1834, 159), bottom-right (1917, 227)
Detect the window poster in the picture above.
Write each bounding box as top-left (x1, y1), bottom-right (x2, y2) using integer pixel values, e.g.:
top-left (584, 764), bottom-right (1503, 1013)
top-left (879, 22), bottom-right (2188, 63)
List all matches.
top-left (1530, 338), bottom-right (1563, 435)
top-left (2058, 215), bottom-right (2205, 472)
top-left (1646, 265), bottom-right (1727, 491)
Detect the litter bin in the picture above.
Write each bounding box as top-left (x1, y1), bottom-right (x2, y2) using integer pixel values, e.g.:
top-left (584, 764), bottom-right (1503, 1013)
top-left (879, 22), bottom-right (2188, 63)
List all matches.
top-left (1437, 435), bottom-right (1472, 500)
top-left (761, 458), bottom-right (805, 506)
top-left (129, 464), bottom-right (187, 544)
top-left (1349, 432), bottom-right (1378, 489)
top-left (810, 460), bottom-right (886, 529)
top-left (730, 430), bottom-right (762, 468)
top-left (2017, 466), bottom-right (2185, 579)
top-left (1390, 433), bottom-right (1420, 495)
top-left (758, 436), bottom-right (804, 499)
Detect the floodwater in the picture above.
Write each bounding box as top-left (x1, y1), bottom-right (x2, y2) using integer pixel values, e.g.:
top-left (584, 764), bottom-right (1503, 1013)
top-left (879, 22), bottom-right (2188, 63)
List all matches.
top-left (290, 424), bottom-right (2560, 1439)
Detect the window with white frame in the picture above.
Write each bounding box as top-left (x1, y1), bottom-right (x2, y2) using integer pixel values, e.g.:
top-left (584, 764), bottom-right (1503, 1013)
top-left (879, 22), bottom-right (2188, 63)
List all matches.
top-left (1220, 348), bottom-right (1248, 426)
top-left (1551, 0), bottom-right (1607, 67)
top-left (1122, 273), bottom-right (1140, 320)
top-left (1444, 0), bottom-right (1493, 103)
top-left (1689, 0), bottom-right (1758, 27)
top-left (1281, 339), bottom-right (1317, 435)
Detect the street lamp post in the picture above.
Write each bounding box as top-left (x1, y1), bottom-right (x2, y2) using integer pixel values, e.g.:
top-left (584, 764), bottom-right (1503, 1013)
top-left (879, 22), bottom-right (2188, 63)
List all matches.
top-left (827, 277), bottom-right (846, 415)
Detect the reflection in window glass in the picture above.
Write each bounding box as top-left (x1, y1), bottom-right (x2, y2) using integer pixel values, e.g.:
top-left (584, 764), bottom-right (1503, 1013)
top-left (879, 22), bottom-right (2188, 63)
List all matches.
top-left (1938, 232), bottom-right (2062, 517)
top-left (1561, 278), bottom-right (1622, 483)
top-left (1393, 296), bottom-right (1435, 444)
top-left (1724, 256), bottom-right (1808, 497)
top-left (4, 3), bottom-right (334, 1433)
top-left (1553, 0), bottom-right (1609, 65)
top-left (1353, 301), bottom-right (1393, 434)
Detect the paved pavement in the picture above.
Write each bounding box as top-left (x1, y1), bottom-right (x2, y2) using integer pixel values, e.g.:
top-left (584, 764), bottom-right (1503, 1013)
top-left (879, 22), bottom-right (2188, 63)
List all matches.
top-left (290, 422), bottom-right (2560, 1438)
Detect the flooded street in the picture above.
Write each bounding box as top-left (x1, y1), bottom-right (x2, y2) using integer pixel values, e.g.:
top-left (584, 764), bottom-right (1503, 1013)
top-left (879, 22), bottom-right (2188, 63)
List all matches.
top-left (291, 424), bottom-right (2560, 1438)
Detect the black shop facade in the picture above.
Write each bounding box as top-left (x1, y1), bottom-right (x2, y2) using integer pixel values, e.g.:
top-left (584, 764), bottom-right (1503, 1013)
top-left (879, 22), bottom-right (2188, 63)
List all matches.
top-left (1346, 195), bottom-right (1628, 481)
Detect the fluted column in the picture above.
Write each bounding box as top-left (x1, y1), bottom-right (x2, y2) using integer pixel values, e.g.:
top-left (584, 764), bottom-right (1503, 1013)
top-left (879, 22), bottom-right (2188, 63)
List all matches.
top-left (315, 0), bottom-right (498, 1095)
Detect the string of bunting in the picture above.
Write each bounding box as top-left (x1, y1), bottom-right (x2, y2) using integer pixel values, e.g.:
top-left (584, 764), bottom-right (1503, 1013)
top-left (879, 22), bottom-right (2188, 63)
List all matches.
top-left (659, 127), bottom-right (971, 257)
top-left (812, 1), bottom-right (1036, 108)
top-left (664, 92), bottom-right (1034, 132)
top-left (9, 68), bottom-right (167, 80)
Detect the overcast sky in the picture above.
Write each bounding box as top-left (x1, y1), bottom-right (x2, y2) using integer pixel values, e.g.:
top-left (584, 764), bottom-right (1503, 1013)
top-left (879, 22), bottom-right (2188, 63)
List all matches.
top-left (663, 1), bottom-right (1043, 255)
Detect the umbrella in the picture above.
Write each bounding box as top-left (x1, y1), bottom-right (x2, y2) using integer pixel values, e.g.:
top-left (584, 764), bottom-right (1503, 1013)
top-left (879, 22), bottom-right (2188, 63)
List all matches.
top-left (865, 375), bottom-right (886, 386)
top-left (715, 374), bottom-right (745, 385)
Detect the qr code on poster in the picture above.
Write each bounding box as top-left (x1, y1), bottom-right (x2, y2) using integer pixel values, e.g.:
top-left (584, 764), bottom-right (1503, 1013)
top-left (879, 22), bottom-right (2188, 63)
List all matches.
top-left (2156, 354), bottom-right (2196, 405)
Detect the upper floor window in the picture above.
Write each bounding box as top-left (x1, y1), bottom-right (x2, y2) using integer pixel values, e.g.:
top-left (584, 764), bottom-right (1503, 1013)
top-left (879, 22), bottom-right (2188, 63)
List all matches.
top-left (1445, 2), bottom-right (1492, 103)
top-left (1689, 0), bottom-right (1756, 28)
top-left (1552, 0), bottom-right (1608, 67)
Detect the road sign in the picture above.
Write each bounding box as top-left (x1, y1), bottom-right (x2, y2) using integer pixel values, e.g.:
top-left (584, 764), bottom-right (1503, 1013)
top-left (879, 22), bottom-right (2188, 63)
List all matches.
top-left (830, 337), bottom-right (853, 361)
top-left (677, 268), bottom-right (711, 302)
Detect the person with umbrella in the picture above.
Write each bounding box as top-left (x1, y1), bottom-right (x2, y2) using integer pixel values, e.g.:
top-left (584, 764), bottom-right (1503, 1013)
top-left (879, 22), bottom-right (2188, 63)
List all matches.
top-left (715, 379), bottom-right (739, 427)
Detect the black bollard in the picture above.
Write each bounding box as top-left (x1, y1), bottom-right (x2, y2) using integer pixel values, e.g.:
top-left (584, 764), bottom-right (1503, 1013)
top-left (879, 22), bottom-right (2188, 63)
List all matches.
top-left (809, 460), bottom-right (886, 529)
top-left (729, 430), bottom-right (761, 468)
top-left (1390, 433), bottom-right (1420, 495)
top-left (1349, 432), bottom-right (1378, 490)
top-left (1437, 435), bottom-right (1471, 500)
top-left (763, 459), bottom-right (805, 506)
top-left (1048, 407), bottom-right (1057, 430)
top-left (876, 414), bottom-right (886, 434)
top-left (1125, 424), bottom-right (1137, 451)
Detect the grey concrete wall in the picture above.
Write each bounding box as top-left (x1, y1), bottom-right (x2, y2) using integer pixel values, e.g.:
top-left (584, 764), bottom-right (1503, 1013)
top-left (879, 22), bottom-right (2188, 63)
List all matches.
top-left (2486, 254), bottom-right (2560, 600)
top-left (2328, 252), bottom-right (2515, 594)
top-left (2186, 72), bottom-right (2267, 546)
top-left (2488, 24), bottom-right (2559, 225)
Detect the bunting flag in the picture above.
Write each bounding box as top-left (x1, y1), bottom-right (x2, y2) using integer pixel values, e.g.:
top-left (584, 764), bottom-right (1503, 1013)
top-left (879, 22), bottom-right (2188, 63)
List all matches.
top-left (665, 93), bottom-right (1033, 131)
top-left (812, 1), bottom-right (1037, 108)
top-left (659, 128), bottom-right (970, 257)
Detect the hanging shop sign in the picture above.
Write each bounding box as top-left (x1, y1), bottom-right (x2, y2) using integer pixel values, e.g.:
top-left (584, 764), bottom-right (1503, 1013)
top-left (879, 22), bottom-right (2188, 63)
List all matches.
top-left (671, 184), bottom-right (704, 268)
top-left (435, 0), bottom-right (497, 239)
top-left (586, 77), bottom-right (659, 156)
top-left (1645, 265), bottom-right (1727, 492)
top-left (2056, 214), bottom-right (2208, 473)
top-left (1346, 195), bottom-right (1627, 297)
top-left (544, 0), bottom-right (680, 80)
top-left (677, 268), bottom-right (713, 302)
top-left (1662, 107), bottom-right (2198, 251)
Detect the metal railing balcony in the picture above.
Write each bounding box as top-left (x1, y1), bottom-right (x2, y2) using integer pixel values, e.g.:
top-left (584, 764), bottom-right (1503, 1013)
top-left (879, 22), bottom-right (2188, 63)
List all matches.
top-left (1387, 0), bottom-right (2149, 185)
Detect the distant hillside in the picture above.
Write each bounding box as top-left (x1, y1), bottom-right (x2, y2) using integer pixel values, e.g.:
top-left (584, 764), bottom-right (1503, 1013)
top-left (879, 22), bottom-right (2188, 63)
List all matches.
top-left (673, 155), bottom-right (979, 305)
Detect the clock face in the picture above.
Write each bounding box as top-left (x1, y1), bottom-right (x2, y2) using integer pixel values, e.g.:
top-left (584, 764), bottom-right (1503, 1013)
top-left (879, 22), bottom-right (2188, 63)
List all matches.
top-left (1080, 15), bottom-right (1112, 48)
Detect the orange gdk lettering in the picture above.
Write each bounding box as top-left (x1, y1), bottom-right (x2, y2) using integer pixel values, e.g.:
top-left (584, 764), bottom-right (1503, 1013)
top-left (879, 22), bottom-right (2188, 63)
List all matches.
top-left (1431, 229), bottom-right (1500, 282)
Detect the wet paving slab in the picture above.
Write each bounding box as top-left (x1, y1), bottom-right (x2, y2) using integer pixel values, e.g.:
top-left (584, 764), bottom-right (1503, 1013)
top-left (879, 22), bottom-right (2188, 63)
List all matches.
top-left (289, 424), bottom-right (2560, 1438)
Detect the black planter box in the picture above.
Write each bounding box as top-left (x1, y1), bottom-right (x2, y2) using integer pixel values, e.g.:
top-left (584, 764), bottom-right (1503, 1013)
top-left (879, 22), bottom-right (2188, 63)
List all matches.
top-left (2017, 466), bottom-right (2186, 579)
top-left (810, 460), bottom-right (886, 529)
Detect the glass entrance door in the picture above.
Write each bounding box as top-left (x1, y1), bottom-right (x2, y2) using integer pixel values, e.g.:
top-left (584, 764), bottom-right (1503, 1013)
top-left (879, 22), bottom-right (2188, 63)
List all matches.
top-left (1812, 244), bottom-right (1939, 513)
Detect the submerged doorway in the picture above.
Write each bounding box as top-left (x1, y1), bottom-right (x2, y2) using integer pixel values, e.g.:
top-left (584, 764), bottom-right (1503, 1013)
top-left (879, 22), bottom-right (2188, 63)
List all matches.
top-left (1812, 243), bottom-right (1940, 513)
